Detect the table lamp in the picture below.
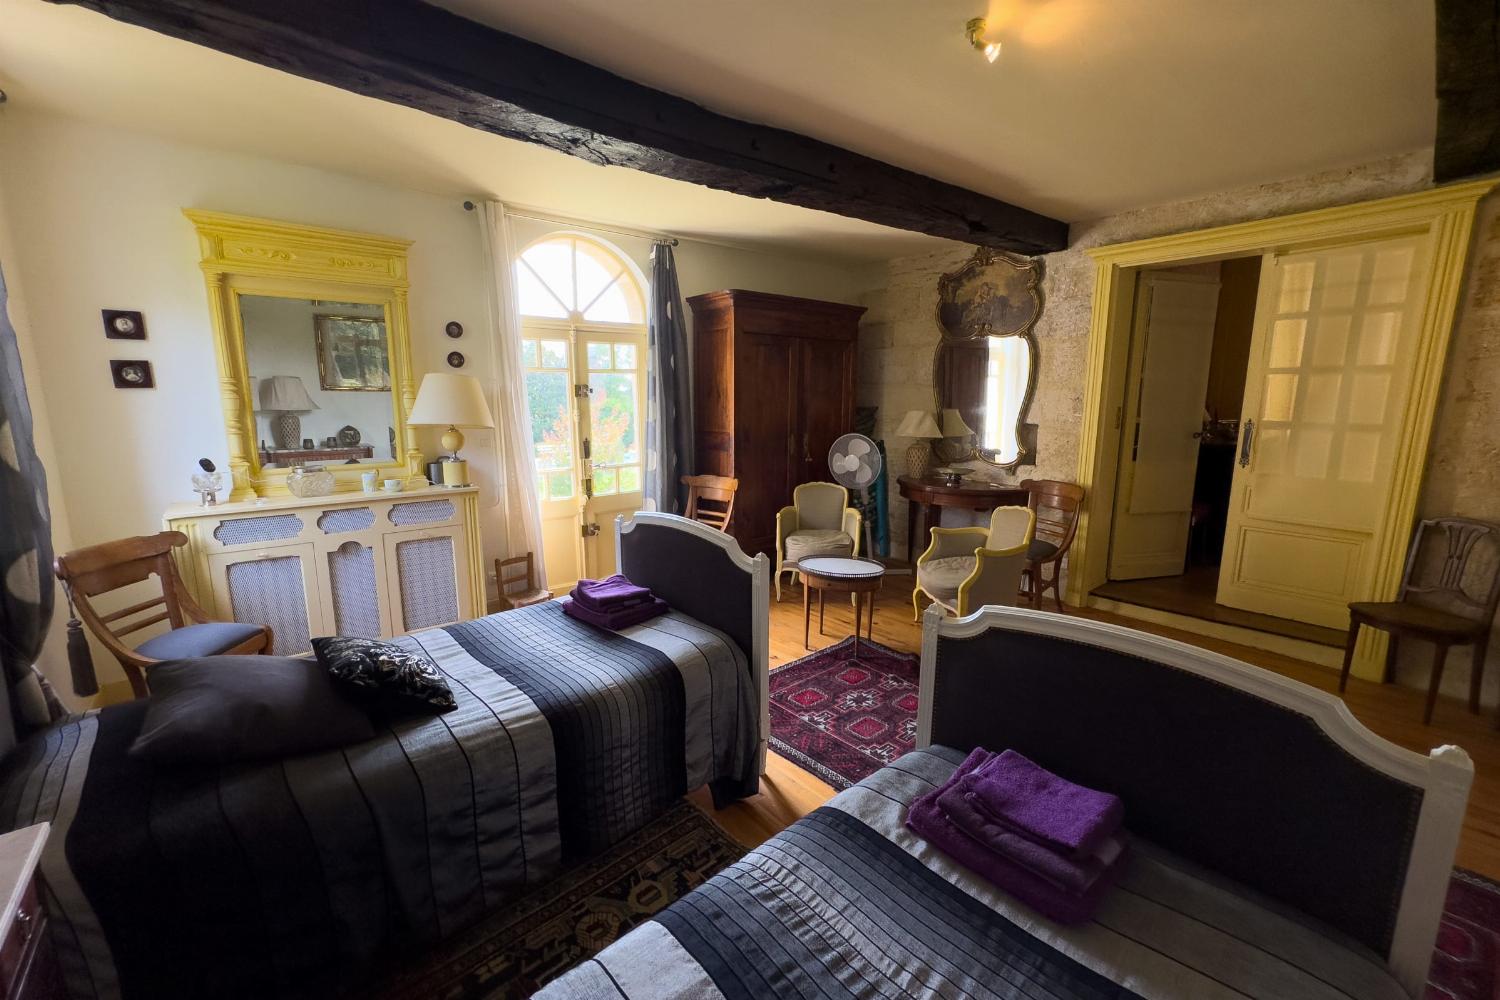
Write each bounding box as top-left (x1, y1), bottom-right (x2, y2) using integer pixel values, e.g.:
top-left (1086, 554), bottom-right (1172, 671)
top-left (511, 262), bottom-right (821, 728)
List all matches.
top-left (895, 409), bottom-right (943, 478)
top-left (407, 372), bottom-right (495, 487)
top-left (259, 375), bottom-right (318, 450)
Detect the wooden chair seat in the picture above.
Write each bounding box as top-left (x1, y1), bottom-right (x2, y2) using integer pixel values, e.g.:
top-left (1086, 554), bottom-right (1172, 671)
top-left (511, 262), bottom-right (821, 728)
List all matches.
top-left (1348, 601), bottom-right (1487, 641)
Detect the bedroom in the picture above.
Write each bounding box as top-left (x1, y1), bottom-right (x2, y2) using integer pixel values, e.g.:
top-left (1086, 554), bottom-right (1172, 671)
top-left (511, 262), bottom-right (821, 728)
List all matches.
top-left (0, 0), bottom-right (1498, 997)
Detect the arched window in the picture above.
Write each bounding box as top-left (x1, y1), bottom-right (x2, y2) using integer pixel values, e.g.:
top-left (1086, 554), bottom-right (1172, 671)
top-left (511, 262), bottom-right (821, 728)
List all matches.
top-left (516, 235), bottom-right (645, 324)
top-left (516, 234), bottom-right (648, 583)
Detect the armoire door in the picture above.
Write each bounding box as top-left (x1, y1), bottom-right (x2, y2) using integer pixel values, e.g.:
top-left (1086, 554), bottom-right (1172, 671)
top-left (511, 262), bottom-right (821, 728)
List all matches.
top-left (798, 336), bottom-right (856, 484)
top-left (1217, 235), bottom-right (1429, 628)
top-left (734, 331), bottom-right (801, 554)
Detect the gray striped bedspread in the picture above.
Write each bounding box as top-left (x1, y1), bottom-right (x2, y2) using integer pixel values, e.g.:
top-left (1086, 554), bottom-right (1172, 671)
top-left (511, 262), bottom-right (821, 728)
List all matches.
top-left (540, 746), bottom-right (1407, 1000)
top-left (0, 603), bottom-right (757, 1000)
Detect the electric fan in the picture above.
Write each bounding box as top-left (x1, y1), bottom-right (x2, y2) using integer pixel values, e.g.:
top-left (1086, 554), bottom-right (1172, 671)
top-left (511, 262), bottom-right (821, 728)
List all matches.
top-left (828, 433), bottom-right (883, 555)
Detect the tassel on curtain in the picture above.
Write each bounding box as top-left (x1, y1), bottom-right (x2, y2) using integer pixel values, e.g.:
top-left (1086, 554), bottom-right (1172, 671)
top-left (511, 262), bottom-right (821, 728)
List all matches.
top-left (644, 242), bottom-right (694, 514)
top-left (477, 201), bottom-right (549, 587)
top-left (62, 584), bottom-right (97, 698)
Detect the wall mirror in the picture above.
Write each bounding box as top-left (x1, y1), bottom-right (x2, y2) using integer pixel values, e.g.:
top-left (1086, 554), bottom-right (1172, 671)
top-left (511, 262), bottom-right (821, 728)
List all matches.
top-left (932, 248), bottom-right (1042, 468)
top-left (186, 210), bottom-right (423, 500)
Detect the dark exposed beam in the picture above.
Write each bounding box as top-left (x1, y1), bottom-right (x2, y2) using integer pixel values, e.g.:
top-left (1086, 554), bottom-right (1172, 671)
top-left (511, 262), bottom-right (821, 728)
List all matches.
top-left (52, 0), bottom-right (1069, 254)
top-left (1434, 0), bottom-right (1500, 181)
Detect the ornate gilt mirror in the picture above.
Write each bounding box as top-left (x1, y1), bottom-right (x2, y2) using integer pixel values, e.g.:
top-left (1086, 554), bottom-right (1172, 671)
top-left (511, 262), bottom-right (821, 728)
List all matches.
top-left (186, 210), bottom-right (424, 500)
top-left (932, 248), bottom-right (1042, 468)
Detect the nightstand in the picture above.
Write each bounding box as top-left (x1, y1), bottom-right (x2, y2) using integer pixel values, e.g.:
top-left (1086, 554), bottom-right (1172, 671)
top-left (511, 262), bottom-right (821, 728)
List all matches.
top-left (0, 824), bottom-right (61, 999)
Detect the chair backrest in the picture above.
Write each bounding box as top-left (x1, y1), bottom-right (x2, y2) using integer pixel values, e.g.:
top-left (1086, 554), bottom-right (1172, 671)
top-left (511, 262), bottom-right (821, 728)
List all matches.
top-left (986, 505), bottom-right (1035, 550)
top-left (1020, 479), bottom-right (1085, 555)
top-left (959, 536), bottom-right (1032, 615)
top-left (794, 481), bottom-right (848, 532)
top-left (1398, 517), bottom-right (1500, 624)
top-left (496, 552), bottom-right (537, 596)
top-left (682, 474), bottom-right (739, 533)
top-left (53, 531), bottom-right (190, 645)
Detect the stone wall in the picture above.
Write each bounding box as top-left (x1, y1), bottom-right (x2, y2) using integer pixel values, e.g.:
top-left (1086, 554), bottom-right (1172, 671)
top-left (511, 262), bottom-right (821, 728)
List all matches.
top-left (857, 149), bottom-right (1500, 705)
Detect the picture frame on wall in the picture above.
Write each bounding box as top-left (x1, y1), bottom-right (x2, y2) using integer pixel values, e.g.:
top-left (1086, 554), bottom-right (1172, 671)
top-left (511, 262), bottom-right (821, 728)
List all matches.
top-left (109, 359), bottom-right (155, 389)
top-left (314, 314), bottom-right (391, 391)
top-left (102, 309), bottom-right (146, 340)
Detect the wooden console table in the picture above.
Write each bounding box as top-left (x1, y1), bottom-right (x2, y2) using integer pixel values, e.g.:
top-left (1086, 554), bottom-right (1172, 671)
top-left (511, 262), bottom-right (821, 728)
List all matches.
top-left (898, 476), bottom-right (1030, 560)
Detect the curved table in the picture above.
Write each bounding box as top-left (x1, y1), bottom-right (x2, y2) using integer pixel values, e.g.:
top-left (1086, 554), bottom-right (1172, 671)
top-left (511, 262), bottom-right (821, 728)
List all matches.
top-left (797, 557), bottom-right (885, 657)
top-left (898, 475), bottom-right (1030, 560)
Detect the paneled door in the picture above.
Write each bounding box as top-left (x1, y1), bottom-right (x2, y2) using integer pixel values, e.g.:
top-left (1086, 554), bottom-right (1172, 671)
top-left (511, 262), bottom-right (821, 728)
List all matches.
top-left (1217, 236), bottom-right (1429, 627)
top-left (798, 336), bottom-right (856, 484)
top-left (1109, 271), bottom-right (1222, 580)
top-left (576, 331), bottom-right (645, 577)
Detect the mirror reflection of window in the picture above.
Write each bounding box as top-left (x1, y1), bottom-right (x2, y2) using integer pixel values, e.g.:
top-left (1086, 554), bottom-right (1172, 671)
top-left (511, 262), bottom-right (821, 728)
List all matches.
top-left (984, 337), bottom-right (1029, 465)
top-left (934, 334), bottom-right (1032, 467)
top-left (239, 295), bottom-right (396, 468)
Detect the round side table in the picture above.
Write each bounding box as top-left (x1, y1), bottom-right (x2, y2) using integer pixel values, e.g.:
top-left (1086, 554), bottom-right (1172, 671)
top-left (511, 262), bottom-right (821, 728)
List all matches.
top-left (797, 557), bottom-right (886, 656)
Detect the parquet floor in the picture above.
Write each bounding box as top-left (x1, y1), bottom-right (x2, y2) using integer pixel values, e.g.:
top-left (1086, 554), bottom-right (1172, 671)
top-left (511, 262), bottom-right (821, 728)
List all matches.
top-left (688, 584), bottom-right (1500, 879)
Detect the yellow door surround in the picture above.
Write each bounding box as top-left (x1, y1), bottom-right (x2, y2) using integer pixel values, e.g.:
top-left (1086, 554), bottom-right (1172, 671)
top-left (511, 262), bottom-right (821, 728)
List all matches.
top-left (1068, 178), bottom-right (1496, 681)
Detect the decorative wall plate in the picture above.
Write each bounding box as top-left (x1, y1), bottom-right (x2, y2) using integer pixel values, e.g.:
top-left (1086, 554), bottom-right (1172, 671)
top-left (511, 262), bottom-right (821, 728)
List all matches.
top-left (446, 351), bottom-right (465, 368)
top-left (445, 321), bottom-right (463, 338)
top-left (337, 424), bottom-right (362, 446)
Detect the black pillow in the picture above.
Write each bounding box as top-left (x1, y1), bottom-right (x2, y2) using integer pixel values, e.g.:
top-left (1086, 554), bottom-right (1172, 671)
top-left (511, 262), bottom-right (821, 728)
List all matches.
top-left (311, 636), bottom-right (456, 714)
top-left (130, 656), bottom-right (376, 765)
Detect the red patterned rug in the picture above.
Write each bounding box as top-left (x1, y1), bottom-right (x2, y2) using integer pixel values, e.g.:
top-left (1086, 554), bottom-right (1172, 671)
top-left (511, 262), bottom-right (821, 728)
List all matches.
top-left (769, 638), bottom-right (1498, 997)
top-left (768, 636), bottom-right (919, 790)
top-left (1429, 868), bottom-right (1500, 999)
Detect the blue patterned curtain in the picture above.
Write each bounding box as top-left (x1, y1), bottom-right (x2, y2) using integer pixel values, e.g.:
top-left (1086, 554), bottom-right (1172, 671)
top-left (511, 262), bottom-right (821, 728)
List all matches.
top-left (0, 258), bottom-right (57, 743)
top-left (644, 243), bottom-right (693, 514)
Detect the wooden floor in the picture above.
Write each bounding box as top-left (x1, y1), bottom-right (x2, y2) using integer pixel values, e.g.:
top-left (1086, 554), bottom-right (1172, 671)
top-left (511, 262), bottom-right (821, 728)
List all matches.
top-left (689, 583), bottom-right (1500, 879)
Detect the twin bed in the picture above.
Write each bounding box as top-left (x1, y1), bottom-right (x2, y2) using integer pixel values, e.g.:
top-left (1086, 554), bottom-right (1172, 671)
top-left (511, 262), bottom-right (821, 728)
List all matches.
top-left (0, 511), bottom-right (1472, 999)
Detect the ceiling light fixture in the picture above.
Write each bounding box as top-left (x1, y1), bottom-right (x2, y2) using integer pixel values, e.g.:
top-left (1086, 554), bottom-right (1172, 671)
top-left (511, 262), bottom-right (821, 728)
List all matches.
top-left (965, 17), bottom-right (1001, 63)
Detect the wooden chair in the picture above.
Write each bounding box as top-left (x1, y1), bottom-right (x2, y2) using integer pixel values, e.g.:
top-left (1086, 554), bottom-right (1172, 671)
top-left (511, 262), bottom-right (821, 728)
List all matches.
top-left (495, 552), bottom-right (553, 610)
top-left (1018, 479), bottom-right (1085, 611)
top-left (54, 531), bottom-right (272, 699)
top-left (1339, 517), bottom-right (1500, 725)
top-left (682, 474), bottom-right (738, 533)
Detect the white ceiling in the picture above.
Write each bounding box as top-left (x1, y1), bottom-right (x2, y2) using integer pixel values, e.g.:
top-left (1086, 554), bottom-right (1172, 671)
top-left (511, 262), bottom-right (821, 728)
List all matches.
top-left (0, 0), bottom-right (1435, 261)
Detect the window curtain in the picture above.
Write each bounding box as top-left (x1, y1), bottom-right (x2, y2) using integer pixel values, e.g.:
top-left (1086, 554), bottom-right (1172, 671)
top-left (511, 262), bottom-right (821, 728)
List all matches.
top-left (478, 201), bottom-right (548, 587)
top-left (0, 258), bottom-right (59, 750)
top-left (644, 243), bottom-right (693, 514)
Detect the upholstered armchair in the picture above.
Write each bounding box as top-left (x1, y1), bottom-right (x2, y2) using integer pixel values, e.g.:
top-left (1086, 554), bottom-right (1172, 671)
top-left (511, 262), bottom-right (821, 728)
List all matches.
top-left (775, 482), bottom-right (862, 600)
top-left (912, 506), bottom-right (1034, 618)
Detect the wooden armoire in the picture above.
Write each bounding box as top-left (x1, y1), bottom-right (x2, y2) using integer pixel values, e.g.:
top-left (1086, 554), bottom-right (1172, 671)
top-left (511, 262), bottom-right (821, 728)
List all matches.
top-left (688, 289), bottom-right (865, 556)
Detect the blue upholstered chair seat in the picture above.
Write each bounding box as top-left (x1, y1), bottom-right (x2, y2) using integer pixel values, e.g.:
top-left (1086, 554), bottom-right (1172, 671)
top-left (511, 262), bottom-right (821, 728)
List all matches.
top-left (136, 622), bottom-right (267, 661)
top-left (1028, 538), bottom-right (1059, 561)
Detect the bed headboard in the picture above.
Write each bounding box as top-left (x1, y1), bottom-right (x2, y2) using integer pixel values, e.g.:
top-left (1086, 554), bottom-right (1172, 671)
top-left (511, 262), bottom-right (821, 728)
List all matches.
top-left (916, 606), bottom-right (1471, 998)
top-left (616, 513), bottom-right (770, 769)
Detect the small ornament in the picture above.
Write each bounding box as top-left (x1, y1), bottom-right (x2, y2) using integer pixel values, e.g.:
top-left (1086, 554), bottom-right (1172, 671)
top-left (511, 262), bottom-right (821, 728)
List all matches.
top-left (447, 351), bottom-right (466, 368)
top-left (445, 321), bottom-right (464, 338)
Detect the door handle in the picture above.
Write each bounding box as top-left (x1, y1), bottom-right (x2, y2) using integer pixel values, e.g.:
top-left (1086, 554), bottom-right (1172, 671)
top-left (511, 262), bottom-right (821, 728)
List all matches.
top-left (1238, 419), bottom-right (1255, 468)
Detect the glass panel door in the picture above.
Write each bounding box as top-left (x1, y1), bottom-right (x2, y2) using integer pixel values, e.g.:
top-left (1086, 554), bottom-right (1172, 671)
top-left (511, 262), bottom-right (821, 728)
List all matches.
top-left (575, 330), bottom-right (646, 577)
top-left (522, 333), bottom-right (585, 590)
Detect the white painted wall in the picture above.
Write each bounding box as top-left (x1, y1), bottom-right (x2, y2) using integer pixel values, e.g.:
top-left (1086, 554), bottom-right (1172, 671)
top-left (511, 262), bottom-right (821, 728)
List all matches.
top-left (0, 108), bottom-right (873, 681)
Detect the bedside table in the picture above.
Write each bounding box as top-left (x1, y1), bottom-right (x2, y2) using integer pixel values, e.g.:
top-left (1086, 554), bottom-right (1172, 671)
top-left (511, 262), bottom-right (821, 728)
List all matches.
top-left (0, 824), bottom-right (61, 999)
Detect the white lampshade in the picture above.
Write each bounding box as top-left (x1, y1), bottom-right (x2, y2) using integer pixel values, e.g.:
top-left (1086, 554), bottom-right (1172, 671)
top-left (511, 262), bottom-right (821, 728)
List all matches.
top-left (941, 408), bottom-right (974, 437)
top-left (259, 375), bottom-right (318, 412)
top-left (895, 409), bottom-right (942, 439)
top-left (407, 373), bottom-right (496, 429)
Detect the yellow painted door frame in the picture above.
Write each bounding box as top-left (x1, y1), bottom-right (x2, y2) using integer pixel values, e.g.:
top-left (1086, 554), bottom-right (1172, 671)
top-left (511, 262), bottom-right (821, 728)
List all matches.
top-left (1067, 179), bottom-right (1494, 681)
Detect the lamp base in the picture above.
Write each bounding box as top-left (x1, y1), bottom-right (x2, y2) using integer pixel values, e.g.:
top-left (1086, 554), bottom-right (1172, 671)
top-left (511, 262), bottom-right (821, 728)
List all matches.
top-left (441, 458), bottom-right (469, 487)
top-left (905, 441), bottom-right (932, 479)
top-left (273, 413), bottom-right (300, 451)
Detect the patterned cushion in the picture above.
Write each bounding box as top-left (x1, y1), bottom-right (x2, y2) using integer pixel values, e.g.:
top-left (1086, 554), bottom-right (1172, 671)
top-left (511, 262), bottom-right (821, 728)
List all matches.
top-left (784, 529), bottom-right (854, 565)
top-left (917, 556), bottom-right (977, 603)
top-left (311, 636), bottom-right (456, 713)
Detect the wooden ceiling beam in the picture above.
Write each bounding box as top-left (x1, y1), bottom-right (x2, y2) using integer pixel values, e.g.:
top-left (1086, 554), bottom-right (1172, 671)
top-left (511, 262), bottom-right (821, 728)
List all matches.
top-left (53, 0), bottom-right (1069, 254)
top-left (1434, 0), bottom-right (1500, 181)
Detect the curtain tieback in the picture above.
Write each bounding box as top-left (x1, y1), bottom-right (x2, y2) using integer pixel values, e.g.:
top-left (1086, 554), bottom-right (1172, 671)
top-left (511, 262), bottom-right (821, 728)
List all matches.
top-left (61, 583), bottom-right (99, 698)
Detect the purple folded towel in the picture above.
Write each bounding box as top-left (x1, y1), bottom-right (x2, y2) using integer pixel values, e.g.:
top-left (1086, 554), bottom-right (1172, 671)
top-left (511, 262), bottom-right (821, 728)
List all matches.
top-left (965, 749), bottom-right (1123, 859)
top-left (573, 575), bottom-right (651, 611)
top-left (563, 596), bottom-right (668, 631)
top-left (938, 781), bottom-right (1125, 894)
top-left (906, 748), bottom-right (1128, 924)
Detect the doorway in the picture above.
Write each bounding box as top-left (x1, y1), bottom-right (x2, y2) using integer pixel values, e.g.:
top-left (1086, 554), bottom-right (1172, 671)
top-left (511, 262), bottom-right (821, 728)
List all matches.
top-left (1066, 181), bottom-right (1491, 680)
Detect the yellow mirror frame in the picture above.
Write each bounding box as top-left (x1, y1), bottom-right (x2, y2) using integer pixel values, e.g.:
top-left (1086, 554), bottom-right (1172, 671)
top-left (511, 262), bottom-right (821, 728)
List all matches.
top-left (185, 209), bottom-right (425, 500)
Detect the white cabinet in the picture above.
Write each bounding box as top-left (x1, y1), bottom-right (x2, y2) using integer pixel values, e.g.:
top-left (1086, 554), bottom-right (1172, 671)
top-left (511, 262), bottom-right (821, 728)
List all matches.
top-left (166, 487), bottom-right (484, 655)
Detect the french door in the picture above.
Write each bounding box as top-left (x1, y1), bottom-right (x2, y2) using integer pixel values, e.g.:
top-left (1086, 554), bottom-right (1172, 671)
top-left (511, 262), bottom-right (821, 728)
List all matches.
top-left (1216, 236), bottom-right (1430, 627)
top-left (522, 323), bottom-right (646, 589)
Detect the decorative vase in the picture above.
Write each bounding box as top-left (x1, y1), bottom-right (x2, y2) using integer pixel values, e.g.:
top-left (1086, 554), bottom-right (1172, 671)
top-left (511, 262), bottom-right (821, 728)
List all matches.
top-left (904, 440), bottom-right (932, 479)
top-left (273, 412), bottom-right (300, 450)
top-left (286, 464), bottom-right (335, 498)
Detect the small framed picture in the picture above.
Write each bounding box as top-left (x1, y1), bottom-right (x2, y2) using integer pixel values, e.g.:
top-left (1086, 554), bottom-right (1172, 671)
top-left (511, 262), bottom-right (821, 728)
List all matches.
top-left (102, 309), bottom-right (146, 340)
top-left (446, 351), bottom-right (466, 368)
top-left (109, 360), bottom-right (155, 389)
top-left (445, 321), bottom-right (464, 339)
